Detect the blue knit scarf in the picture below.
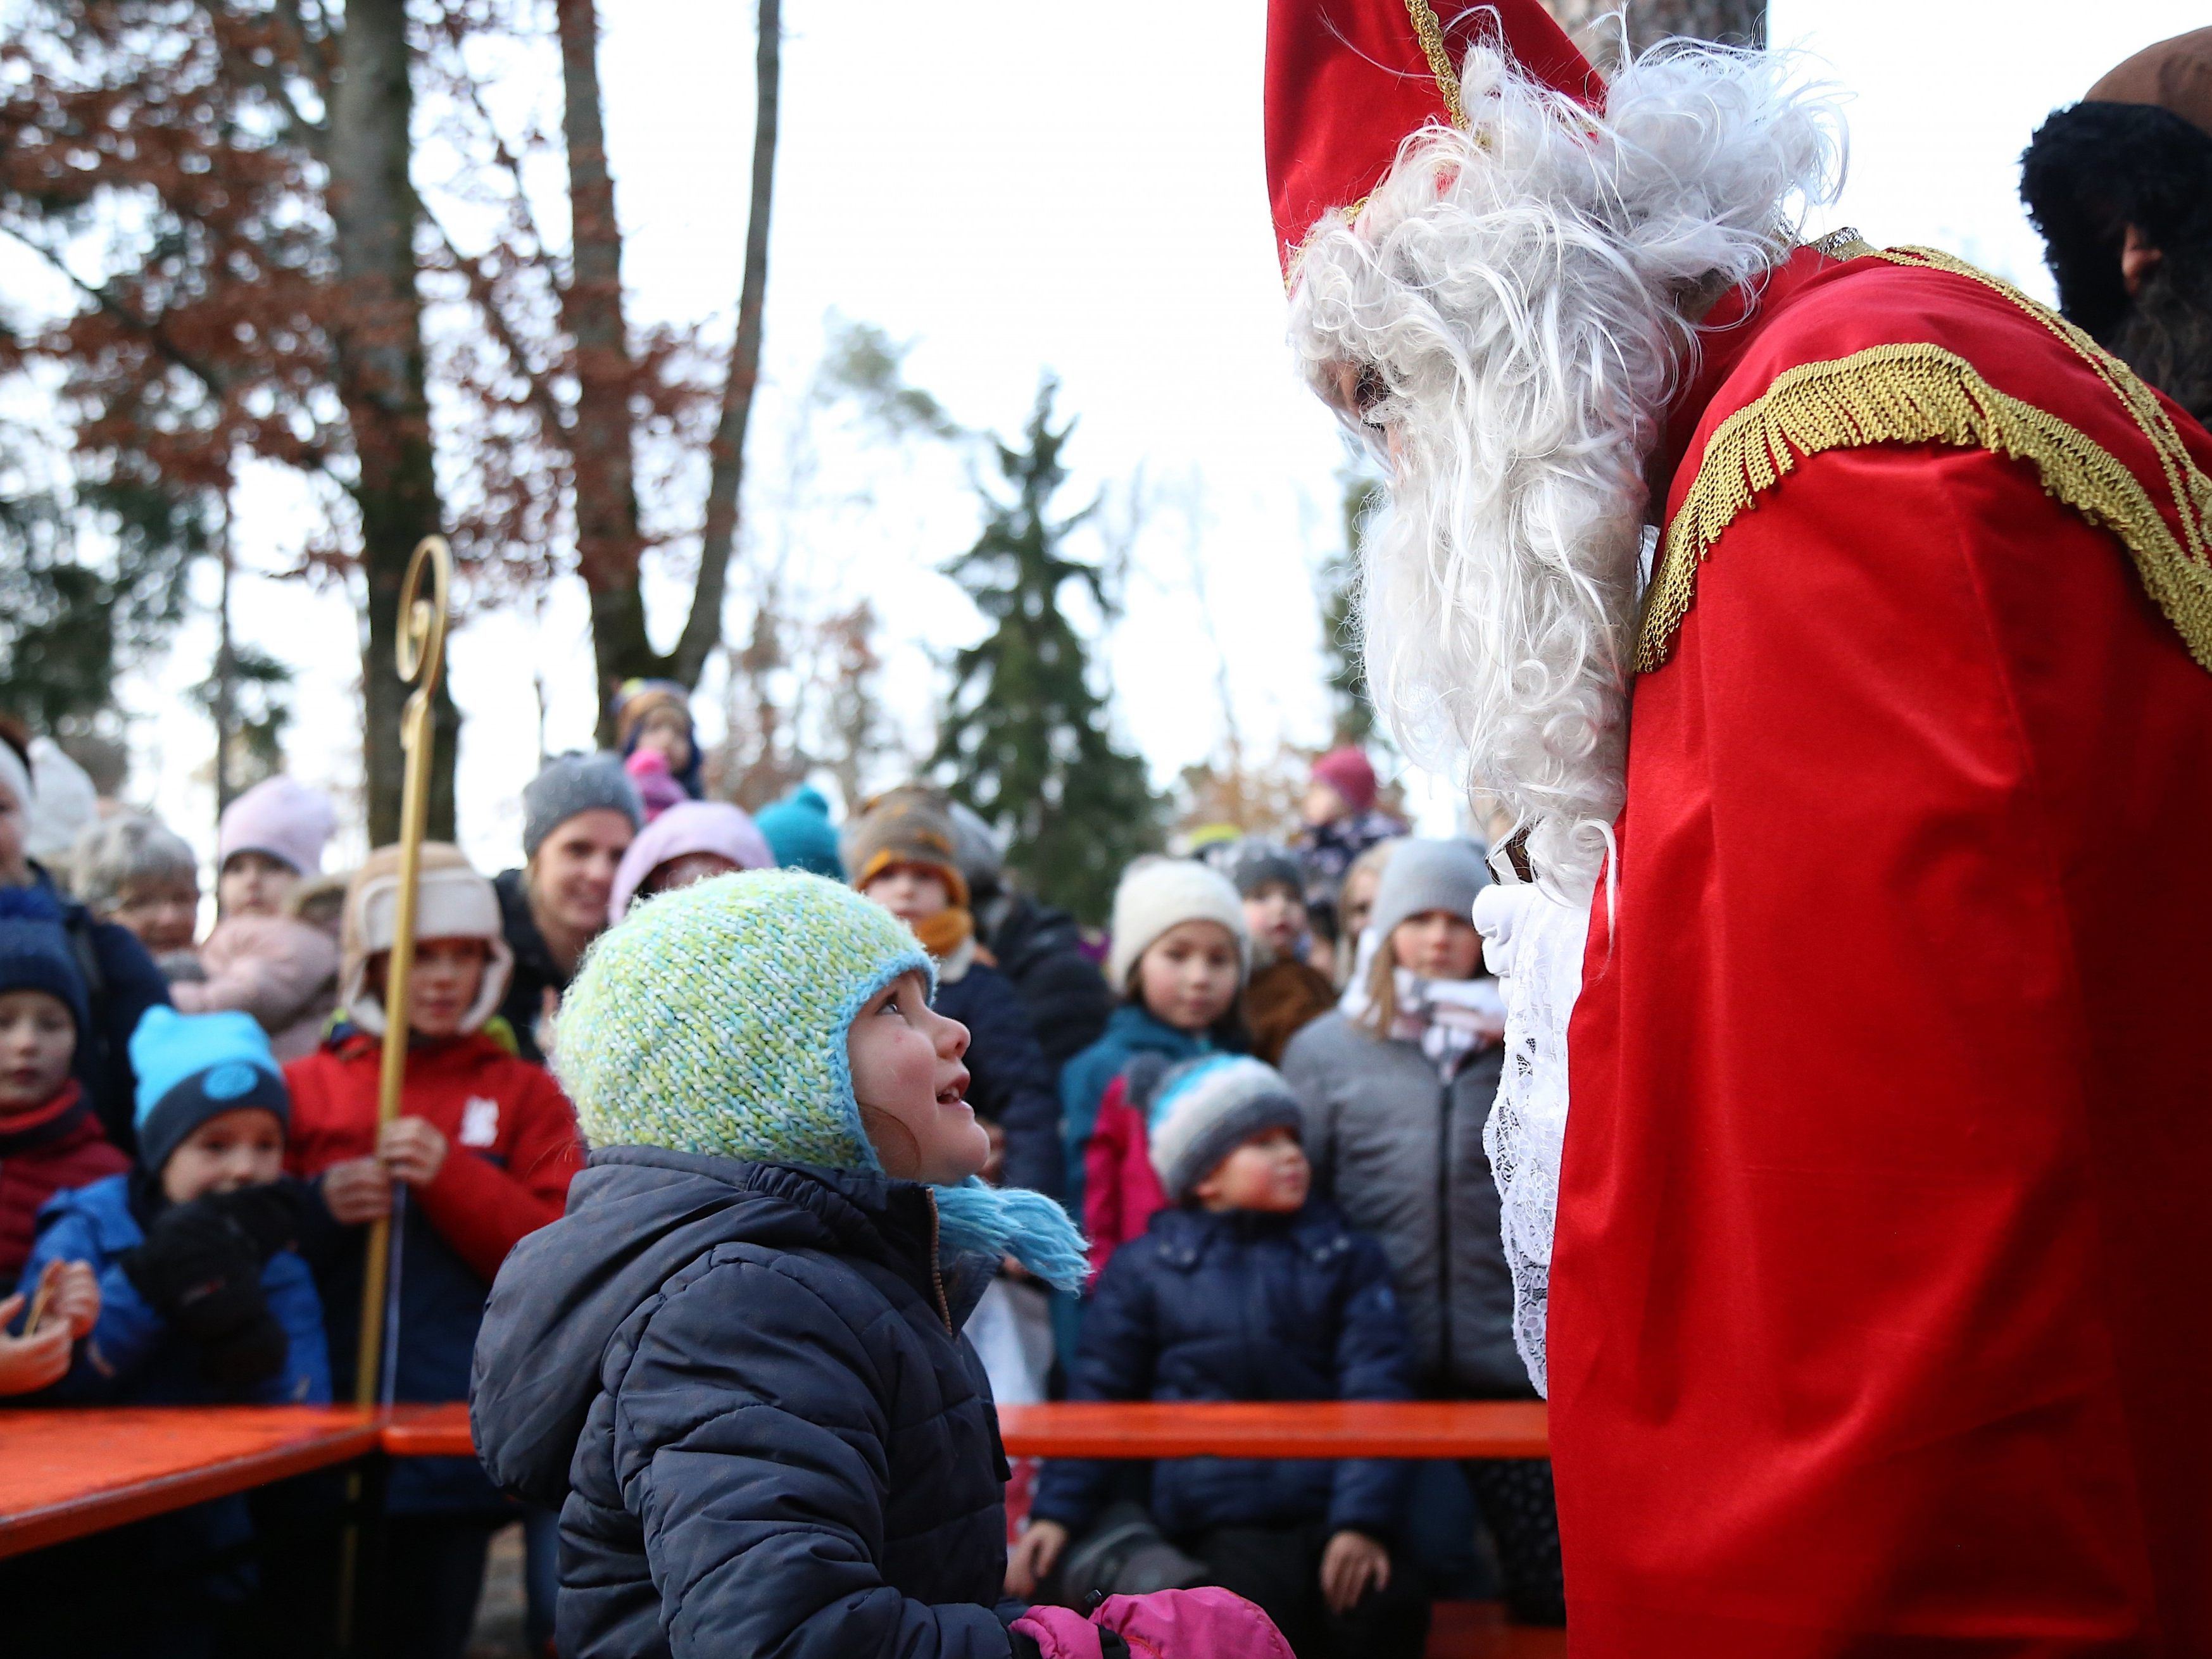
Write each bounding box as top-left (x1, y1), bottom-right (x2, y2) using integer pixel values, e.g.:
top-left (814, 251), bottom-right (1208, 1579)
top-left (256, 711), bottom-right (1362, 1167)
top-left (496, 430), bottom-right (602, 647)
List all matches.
top-left (933, 1178), bottom-right (1090, 1294)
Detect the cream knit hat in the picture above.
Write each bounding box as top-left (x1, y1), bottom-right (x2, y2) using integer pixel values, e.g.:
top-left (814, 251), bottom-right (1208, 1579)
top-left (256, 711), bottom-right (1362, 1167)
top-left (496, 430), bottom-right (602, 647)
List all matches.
top-left (1106, 856), bottom-right (1250, 990)
top-left (339, 843), bottom-right (513, 1036)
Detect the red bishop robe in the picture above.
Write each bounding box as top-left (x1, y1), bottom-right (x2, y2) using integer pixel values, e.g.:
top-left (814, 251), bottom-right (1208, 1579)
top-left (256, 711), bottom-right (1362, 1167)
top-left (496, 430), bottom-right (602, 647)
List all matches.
top-left (1554, 241), bottom-right (2212, 1655)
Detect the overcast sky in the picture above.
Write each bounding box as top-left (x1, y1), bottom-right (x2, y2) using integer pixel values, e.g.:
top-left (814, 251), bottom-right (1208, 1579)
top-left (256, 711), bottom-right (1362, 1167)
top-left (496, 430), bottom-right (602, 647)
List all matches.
top-left (70, 0), bottom-right (2209, 874)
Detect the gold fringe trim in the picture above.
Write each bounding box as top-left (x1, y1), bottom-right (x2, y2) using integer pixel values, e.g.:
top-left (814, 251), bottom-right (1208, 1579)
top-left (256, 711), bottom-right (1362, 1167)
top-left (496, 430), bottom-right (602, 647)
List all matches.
top-left (1638, 251), bottom-right (2212, 675)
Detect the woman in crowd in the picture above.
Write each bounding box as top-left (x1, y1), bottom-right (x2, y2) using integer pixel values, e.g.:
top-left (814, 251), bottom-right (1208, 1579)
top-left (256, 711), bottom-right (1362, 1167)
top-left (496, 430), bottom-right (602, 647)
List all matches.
top-left (68, 815), bottom-right (201, 975)
top-left (493, 753), bottom-right (640, 1064)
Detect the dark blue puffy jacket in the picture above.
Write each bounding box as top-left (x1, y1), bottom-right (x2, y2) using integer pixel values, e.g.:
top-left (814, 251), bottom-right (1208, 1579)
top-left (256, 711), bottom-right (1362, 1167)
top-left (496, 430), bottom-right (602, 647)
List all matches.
top-left (472, 1149), bottom-right (1022, 1659)
top-left (1031, 1200), bottom-right (1414, 1541)
top-left (934, 958), bottom-right (1064, 1198)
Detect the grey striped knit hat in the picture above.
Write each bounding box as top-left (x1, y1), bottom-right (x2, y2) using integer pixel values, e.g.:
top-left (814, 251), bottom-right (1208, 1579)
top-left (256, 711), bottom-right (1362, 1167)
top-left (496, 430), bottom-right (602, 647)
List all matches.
top-left (1147, 1055), bottom-right (1305, 1203)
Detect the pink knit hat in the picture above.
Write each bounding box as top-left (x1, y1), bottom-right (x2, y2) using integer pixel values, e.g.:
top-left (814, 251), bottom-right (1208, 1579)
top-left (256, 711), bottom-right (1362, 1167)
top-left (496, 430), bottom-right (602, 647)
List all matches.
top-left (218, 776), bottom-right (337, 877)
top-left (1310, 746), bottom-right (1378, 815)
top-left (608, 800), bottom-right (774, 923)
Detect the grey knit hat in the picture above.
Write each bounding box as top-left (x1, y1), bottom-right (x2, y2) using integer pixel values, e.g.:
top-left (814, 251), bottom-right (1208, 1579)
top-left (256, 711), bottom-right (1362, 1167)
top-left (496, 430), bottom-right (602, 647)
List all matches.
top-left (1366, 837), bottom-right (1490, 944)
top-left (523, 752), bottom-right (642, 859)
top-left (1223, 840), bottom-right (1303, 900)
top-left (1146, 1055), bottom-right (1305, 1204)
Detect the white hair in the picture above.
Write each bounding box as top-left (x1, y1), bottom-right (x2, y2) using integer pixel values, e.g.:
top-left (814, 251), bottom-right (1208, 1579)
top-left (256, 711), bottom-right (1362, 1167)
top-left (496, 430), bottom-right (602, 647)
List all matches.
top-left (1290, 40), bottom-right (1844, 894)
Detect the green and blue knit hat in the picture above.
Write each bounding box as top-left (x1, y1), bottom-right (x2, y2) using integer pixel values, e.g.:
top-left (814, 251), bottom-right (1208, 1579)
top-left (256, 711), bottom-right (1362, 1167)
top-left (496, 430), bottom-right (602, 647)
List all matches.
top-left (557, 870), bottom-right (1088, 1289)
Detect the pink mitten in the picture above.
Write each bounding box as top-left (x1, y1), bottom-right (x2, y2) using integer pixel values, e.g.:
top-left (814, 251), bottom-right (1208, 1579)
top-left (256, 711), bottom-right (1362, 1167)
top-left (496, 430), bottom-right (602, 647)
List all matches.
top-left (1096, 1587), bottom-right (1297, 1658)
top-left (1009, 1604), bottom-right (1104, 1659)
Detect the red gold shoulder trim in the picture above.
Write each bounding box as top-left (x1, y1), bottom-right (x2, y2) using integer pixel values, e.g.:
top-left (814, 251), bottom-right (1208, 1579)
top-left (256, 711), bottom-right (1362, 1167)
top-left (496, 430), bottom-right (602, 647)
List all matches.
top-left (1637, 247), bottom-right (2212, 675)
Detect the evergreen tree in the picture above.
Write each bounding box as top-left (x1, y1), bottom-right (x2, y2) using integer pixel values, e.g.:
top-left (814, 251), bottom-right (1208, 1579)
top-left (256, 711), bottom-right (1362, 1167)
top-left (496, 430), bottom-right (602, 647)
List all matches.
top-left (1317, 468), bottom-right (1384, 744)
top-left (933, 379), bottom-right (1160, 923)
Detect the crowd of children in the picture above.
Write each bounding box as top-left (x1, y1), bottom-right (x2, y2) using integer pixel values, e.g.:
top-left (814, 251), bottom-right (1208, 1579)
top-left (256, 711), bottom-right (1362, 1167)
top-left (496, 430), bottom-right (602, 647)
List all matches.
top-left (0, 704), bottom-right (1556, 1659)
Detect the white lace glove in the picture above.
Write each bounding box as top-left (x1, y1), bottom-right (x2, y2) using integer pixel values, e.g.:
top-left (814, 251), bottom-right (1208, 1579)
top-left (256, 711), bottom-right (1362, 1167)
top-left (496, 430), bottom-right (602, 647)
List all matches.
top-left (1473, 881), bottom-right (1591, 1397)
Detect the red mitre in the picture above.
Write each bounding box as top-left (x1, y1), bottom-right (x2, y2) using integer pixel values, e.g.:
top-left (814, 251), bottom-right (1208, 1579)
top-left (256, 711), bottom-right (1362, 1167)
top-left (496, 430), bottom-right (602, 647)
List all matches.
top-left (1265, 1), bottom-right (1606, 277)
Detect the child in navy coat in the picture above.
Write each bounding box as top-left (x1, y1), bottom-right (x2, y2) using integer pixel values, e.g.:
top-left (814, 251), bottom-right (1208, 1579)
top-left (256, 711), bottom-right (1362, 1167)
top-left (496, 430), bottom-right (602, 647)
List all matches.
top-left (1012, 1056), bottom-right (1429, 1659)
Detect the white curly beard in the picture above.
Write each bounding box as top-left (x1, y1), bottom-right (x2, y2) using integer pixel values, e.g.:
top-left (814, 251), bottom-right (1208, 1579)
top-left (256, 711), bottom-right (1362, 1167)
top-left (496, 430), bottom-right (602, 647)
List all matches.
top-left (1288, 39), bottom-right (1844, 1389)
top-left (1288, 39), bottom-right (1843, 898)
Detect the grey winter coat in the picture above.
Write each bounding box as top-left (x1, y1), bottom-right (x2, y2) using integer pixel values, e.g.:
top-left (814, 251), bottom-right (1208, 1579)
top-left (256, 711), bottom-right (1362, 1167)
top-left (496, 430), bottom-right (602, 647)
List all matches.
top-left (470, 1149), bottom-right (1020, 1659)
top-left (1278, 1010), bottom-right (1526, 1398)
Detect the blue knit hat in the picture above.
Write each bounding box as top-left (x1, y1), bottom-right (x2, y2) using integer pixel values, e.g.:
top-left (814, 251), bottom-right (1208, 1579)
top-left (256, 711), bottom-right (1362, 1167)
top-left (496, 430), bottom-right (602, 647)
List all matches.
top-left (129, 1006), bottom-right (289, 1174)
top-left (0, 887), bottom-right (89, 1039)
top-left (557, 870), bottom-right (1087, 1289)
top-left (754, 786), bottom-right (845, 880)
top-left (1146, 1055), bottom-right (1306, 1203)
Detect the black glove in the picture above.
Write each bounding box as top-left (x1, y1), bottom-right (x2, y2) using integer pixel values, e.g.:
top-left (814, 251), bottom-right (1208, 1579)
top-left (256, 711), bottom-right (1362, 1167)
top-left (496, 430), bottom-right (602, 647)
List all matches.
top-left (201, 1180), bottom-right (310, 1263)
top-left (121, 1196), bottom-right (288, 1390)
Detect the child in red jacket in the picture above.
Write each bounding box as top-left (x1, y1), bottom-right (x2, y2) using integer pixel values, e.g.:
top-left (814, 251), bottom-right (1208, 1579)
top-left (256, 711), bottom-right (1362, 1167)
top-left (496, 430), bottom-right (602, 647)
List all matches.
top-left (286, 842), bottom-right (581, 1659)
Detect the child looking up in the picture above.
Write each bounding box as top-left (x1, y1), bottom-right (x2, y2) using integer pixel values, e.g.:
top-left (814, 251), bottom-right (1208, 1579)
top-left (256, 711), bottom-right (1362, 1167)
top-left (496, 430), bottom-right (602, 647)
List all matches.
top-left (287, 844), bottom-right (582, 1659)
top-left (0, 889), bottom-right (130, 1285)
top-left (472, 872), bottom-right (1094, 1659)
top-left (1012, 1056), bottom-right (1427, 1659)
top-left (849, 786), bottom-right (1064, 1197)
top-left (1060, 858), bottom-right (1248, 1252)
top-left (23, 1007), bottom-right (325, 1405)
top-left (1281, 839), bottom-right (1559, 1626)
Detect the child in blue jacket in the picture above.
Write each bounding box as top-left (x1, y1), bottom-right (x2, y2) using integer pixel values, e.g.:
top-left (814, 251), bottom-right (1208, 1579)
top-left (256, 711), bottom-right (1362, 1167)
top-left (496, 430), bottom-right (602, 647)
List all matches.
top-left (1012, 1056), bottom-right (1429, 1659)
top-left (22, 1006), bottom-right (327, 1406)
top-left (10, 1007), bottom-right (327, 1658)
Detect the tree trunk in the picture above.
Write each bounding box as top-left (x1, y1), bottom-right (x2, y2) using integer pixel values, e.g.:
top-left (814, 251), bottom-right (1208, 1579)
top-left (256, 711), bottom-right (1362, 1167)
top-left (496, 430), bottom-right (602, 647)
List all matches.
top-left (676, 0), bottom-right (781, 693)
top-left (327, 0), bottom-right (456, 842)
top-left (554, 0), bottom-right (652, 738)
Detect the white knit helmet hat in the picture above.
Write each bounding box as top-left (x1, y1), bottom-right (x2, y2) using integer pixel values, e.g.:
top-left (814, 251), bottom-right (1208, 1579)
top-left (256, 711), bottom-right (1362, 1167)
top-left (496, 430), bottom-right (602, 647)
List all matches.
top-left (1105, 856), bottom-right (1251, 990)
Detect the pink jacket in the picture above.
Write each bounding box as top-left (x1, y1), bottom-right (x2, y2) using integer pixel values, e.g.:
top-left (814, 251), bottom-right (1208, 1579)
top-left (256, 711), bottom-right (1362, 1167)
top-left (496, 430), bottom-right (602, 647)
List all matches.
top-left (172, 913), bottom-right (341, 1062)
top-left (1081, 1075), bottom-right (1169, 1279)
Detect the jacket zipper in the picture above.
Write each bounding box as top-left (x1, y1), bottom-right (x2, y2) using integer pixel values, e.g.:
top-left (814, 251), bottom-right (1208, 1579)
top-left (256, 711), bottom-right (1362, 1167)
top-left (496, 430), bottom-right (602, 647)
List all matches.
top-left (1436, 1075), bottom-right (1452, 1381)
top-left (924, 1189), bottom-right (953, 1334)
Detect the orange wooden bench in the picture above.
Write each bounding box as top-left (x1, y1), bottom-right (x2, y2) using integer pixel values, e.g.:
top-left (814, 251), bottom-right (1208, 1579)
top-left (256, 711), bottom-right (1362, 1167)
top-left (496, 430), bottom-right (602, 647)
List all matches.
top-left (0, 1405), bottom-right (379, 1559)
top-left (379, 1398), bottom-right (1550, 1460)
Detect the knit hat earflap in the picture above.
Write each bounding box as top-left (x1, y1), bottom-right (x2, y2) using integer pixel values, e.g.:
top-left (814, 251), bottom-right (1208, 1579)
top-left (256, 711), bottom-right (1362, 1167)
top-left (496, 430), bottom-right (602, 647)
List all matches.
top-left (129, 1006), bottom-right (289, 1175)
top-left (556, 870), bottom-right (1088, 1291)
top-left (1146, 1054), bottom-right (1305, 1205)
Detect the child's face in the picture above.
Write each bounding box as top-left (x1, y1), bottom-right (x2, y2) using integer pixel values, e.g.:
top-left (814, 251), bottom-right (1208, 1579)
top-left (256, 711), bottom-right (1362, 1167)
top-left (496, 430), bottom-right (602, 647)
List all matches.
top-left (532, 810), bottom-right (635, 938)
top-left (160, 1107), bottom-right (285, 1203)
top-left (848, 968), bottom-right (988, 1186)
top-left (1302, 779), bottom-right (1350, 827)
top-left (371, 937), bottom-right (489, 1039)
top-left (1242, 882), bottom-right (1308, 960)
top-left (864, 864), bottom-right (952, 929)
top-left (0, 989), bottom-right (74, 1113)
top-left (219, 850), bottom-right (299, 919)
top-left (636, 707), bottom-right (693, 773)
top-left (1136, 920), bottom-right (1241, 1034)
top-left (1339, 865), bottom-right (1383, 945)
top-left (1389, 909), bottom-right (1483, 981)
top-left (1193, 1125), bottom-right (1310, 1214)
top-left (639, 852), bottom-right (739, 906)
top-left (111, 877), bottom-right (200, 955)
